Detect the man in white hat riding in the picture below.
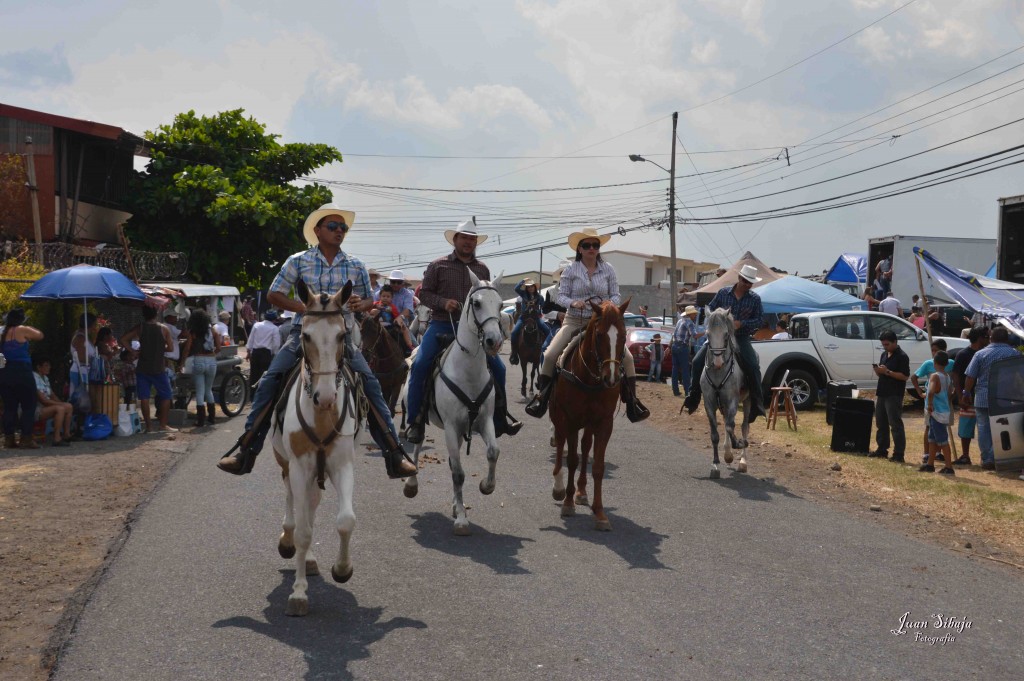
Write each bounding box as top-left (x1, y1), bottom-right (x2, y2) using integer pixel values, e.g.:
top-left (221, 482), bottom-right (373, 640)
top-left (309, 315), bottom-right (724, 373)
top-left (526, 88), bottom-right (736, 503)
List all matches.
top-left (403, 217), bottom-right (522, 444)
top-left (381, 269), bottom-right (415, 324)
top-left (682, 264), bottom-right (767, 420)
top-left (218, 203), bottom-right (417, 479)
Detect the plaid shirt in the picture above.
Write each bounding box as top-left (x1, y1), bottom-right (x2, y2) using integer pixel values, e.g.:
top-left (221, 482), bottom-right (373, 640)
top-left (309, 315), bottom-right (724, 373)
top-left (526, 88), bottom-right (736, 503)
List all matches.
top-left (672, 316), bottom-right (697, 346)
top-left (965, 342), bottom-right (1021, 408)
top-left (708, 286), bottom-right (763, 337)
top-left (419, 252), bottom-right (491, 322)
top-left (270, 246), bottom-right (370, 325)
top-left (557, 260), bottom-right (621, 320)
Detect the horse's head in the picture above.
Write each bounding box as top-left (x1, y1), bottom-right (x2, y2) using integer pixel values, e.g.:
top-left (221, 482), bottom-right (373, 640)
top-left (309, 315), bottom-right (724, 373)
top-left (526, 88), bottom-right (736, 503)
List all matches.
top-left (586, 297), bottom-right (629, 387)
top-left (705, 307), bottom-right (735, 370)
top-left (297, 278), bottom-right (352, 411)
top-left (465, 269), bottom-right (505, 356)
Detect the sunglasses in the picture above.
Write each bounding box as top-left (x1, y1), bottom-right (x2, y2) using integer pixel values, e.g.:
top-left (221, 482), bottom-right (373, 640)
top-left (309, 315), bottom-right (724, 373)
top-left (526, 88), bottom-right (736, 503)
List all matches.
top-left (322, 220), bottom-right (348, 233)
top-left (579, 241), bottom-right (601, 250)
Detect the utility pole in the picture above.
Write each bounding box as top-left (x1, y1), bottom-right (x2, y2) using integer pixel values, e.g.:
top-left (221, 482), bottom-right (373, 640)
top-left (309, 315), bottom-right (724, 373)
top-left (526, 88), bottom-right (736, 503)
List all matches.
top-left (539, 248), bottom-right (544, 288)
top-left (668, 111), bottom-right (678, 324)
top-left (25, 136), bottom-right (44, 265)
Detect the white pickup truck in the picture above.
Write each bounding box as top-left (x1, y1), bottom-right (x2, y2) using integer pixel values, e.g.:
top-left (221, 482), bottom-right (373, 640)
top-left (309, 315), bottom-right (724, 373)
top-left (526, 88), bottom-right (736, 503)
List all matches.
top-left (755, 311), bottom-right (969, 410)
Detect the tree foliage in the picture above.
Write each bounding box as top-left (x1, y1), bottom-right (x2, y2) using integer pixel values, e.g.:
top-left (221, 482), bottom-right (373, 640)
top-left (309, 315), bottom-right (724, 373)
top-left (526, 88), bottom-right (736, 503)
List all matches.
top-left (0, 154), bottom-right (28, 234)
top-left (125, 109), bottom-right (341, 288)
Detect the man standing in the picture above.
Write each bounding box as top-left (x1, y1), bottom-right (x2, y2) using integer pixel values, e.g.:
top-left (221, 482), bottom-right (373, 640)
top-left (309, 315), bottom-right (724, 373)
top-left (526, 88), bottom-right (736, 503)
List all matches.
top-left (217, 203), bottom-right (416, 479)
top-left (683, 264), bottom-right (767, 420)
top-left (875, 255), bottom-right (893, 297)
top-left (670, 305), bottom-right (700, 397)
top-left (120, 306), bottom-right (176, 433)
top-left (403, 217), bottom-right (522, 444)
top-left (380, 269), bottom-right (415, 323)
top-left (963, 326), bottom-right (1020, 470)
top-left (877, 292), bottom-right (903, 318)
top-left (246, 310), bottom-right (281, 390)
top-left (950, 326), bottom-right (989, 465)
top-left (239, 296), bottom-right (256, 339)
top-left (869, 330), bottom-right (910, 462)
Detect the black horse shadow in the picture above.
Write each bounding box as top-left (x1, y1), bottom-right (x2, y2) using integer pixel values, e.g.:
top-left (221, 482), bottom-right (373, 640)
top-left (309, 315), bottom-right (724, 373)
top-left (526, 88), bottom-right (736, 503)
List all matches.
top-left (407, 512), bottom-right (534, 575)
top-left (696, 472), bottom-right (803, 503)
top-left (539, 507), bottom-right (671, 570)
top-left (546, 453), bottom-right (620, 480)
top-left (213, 571), bottom-right (427, 681)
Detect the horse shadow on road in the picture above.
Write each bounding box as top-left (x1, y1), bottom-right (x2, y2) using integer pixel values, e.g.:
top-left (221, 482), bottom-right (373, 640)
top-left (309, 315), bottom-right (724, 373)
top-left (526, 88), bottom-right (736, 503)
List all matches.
top-left (696, 472), bottom-right (803, 503)
top-left (539, 508), bottom-right (671, 570)
top-left (213, 571), bottom-right (427, 681)
top-left (407, 512), bottom-right (534, 575)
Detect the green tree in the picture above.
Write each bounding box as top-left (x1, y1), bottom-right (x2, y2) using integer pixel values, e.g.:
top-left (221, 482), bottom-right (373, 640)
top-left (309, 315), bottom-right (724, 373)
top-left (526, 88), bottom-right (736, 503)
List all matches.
top-left (125, 109), bottom-right (341, 288)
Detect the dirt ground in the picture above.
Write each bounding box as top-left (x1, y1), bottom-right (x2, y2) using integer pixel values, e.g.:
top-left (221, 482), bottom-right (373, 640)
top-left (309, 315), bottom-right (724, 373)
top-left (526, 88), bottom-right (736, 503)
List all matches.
top-left (2, 382), bottom-right (1023, 681)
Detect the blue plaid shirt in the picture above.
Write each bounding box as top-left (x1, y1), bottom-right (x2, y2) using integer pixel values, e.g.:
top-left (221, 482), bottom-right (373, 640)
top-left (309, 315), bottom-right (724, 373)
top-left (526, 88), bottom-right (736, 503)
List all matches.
top-left (708, 286), bottom-right (763, 337)
top-left (270, 247), bottom-right (371, 325)
top-left (965, 342), bottom-right (1021, 408)
top-left (672, 316), bottom-right (697, 346)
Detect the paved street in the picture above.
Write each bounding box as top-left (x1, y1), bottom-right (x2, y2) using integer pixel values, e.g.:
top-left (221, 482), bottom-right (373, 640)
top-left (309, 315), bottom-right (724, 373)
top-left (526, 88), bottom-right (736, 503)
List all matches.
top-left (54, 384), bottom-right (1023, 680)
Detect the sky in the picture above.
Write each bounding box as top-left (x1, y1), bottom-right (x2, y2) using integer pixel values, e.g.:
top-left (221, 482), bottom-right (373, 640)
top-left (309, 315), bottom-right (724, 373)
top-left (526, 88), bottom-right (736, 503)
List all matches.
top-left (3, 0), bottom-right (1024, 280)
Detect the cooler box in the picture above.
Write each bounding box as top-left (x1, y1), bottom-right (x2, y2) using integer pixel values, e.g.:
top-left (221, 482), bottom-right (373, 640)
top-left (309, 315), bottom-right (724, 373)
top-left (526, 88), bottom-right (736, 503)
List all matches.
top-left (826, 380), bottom-right (856, 426)
top-left (830, 397), bottom-right (874, 453)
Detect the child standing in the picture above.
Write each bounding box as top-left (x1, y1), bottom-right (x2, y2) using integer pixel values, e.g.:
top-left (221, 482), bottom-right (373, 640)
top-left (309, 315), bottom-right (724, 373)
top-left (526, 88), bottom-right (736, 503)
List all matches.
top-left (645, 334), bottom-right (665, 383)
top-left (919, 351), bottom-right (954, 475)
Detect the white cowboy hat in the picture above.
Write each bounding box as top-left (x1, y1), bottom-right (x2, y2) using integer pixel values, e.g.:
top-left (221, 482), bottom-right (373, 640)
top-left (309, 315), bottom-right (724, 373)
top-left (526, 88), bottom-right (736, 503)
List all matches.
top-left (567, 227), bottom-right (612, 251)
top-left (388, 269), bottom-right (406, 281)
top-left (444, 216), bottom-right (489, 246)
top-left (302, 203), bottom-right (356, 247)
top-left (523, 278), bottom-right (537, 287)
top-left (738, 264), bottom-right (763, 284)
top-left (368, 268), bottom-right (379, 277)
top-left (683, 305), bottom-right (699, 317)
top-left (552, 260), bottom-right (573, 280)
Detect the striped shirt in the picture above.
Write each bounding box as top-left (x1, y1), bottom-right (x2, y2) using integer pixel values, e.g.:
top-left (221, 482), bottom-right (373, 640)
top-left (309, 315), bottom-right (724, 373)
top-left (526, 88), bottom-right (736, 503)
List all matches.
top-left (270, 246), bottom-right (370, 325)
top-left (672, 317), bottom-right (697, 346)
top-left (419, 252), bottom-right (491, 322)
top-left (965, 342), bottom-right (1021, 408)
top-left (556, 260), bottom-right (621, 320)
top-left (708, 286), bottom-right (763, 337)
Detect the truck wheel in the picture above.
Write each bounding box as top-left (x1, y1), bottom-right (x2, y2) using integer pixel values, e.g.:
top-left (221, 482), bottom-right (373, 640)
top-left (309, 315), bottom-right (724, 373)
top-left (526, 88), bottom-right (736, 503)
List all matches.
top-left (782, 369), bottom-right (818, 411)
top-left (219, 371), bottom-right (248, 417)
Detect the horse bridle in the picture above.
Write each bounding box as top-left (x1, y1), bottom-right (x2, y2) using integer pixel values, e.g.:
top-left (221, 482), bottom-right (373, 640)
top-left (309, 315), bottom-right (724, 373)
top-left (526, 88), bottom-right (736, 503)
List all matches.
top-left (704, 324), bottom-right (737, 392)
top-left (449, 285), bottom-right (503, 355)
top-left (300, 308), bottom-right (348, 396)
top-left (574, 303), bottom-right (623, 385)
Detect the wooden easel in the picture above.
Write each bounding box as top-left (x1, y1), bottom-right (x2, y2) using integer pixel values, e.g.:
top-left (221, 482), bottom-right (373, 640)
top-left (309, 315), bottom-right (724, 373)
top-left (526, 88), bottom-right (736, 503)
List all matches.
top-left (767, 370), bottom-right (798, 431)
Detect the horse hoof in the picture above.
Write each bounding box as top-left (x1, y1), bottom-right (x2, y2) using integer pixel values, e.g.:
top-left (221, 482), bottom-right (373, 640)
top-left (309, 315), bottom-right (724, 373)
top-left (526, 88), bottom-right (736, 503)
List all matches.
top-left (331, 564), bottom-right (354, 583)
top-left (278, 536), bottom-right (295, 559)
top-left (285, 597), bottom-right (308, 617)
top-left (453, 522), bottom-right (472, 536)
top-left (595, 519), bottom-right (611, 532)
top-left (552, 487), bottom-right (566, 501)
top-left (561, 504), bottom-right (575, 517)
top-left (305, 559), bottom-right (319, 576)
top-left (403, 481), bottom-right (418, 499)
top-left (549, 436), bottom-right (557, 448)
top-left (479, 480), bottom-right (495, 495)
top-left (575, 494), bottom-right (589, 507)
top-left (723, 451), bottom-right (734, 464)
top-left (737, 461), bottom-right (748, 473)
top-left (710, 468), bottom-right (721, 479)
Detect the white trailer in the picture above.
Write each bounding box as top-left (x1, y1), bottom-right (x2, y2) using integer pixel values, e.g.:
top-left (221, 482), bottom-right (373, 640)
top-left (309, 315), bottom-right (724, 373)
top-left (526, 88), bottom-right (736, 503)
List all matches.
top-left (867, 235), bottom-right (996, 305)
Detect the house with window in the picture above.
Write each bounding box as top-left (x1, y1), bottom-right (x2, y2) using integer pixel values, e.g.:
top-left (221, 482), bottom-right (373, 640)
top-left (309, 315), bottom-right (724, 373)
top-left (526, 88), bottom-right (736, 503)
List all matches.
top-left (599, 249), bottom-right (719, 288)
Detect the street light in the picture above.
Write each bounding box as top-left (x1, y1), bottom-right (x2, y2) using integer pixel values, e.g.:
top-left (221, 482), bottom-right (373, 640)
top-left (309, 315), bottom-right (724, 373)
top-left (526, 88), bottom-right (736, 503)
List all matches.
top-left (629, 111), bottom-right (679, 322)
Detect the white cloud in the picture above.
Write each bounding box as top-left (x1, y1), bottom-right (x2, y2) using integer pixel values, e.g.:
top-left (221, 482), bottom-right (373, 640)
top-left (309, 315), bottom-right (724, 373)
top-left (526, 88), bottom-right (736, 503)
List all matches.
top-left (696, 0), bottom-right (767, 42)
top-left (920, 19), bottom-right (980, 58)
top-left (855, 25), bottom-right (908, 63)
top-left (691, 38), bottom-right (719, 65)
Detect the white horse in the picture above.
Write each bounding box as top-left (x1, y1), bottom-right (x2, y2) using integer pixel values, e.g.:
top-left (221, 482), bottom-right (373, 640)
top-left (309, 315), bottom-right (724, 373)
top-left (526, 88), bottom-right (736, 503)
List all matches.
top-left (701, 308), bottom-right (751, 479)
top-left (409, 303), bottom-right (431, 345)
top-left (402, 271), bottom-right (505, 535)
top-left (271, 280), bottom-right (359, 617)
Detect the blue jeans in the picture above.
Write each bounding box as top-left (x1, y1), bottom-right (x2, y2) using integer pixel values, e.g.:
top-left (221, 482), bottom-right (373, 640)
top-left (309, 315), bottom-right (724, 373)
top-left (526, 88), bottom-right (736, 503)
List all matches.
top-left (647, 354), bottom-right (663, 382)
top-left (511, 317), bottom-right (551, 350)
top-left (244, 325), bottom-right (400, 454)
top-left (671, 344), bottom-right (691, 395)
top-left (975, 406), bottom-right (993, 465)
top-left (192, 355), bottom-right (217, 406)
top-left (406, 320), bottom-right (506, 426)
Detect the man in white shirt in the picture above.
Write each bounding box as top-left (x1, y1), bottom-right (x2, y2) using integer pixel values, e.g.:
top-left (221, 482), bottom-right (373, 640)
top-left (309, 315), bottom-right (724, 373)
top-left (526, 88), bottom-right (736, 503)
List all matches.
top-left (878, 294), bottom-right (903, 317)
top-left (214, 311), bottom-right (232, 345)
top-left (771, 319), bottom-right (791, 340)
top-left (246, 310), bottom-right (282, 389)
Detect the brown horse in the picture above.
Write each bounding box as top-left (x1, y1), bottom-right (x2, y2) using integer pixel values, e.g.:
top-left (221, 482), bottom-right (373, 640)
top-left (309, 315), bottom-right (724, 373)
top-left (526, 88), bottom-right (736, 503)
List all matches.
top-left (549, 298), bottom-right (629, 531)
top-left (516, 299), bottom-right (544, 397)
top-left (360, 315), bottom-right (408, 416)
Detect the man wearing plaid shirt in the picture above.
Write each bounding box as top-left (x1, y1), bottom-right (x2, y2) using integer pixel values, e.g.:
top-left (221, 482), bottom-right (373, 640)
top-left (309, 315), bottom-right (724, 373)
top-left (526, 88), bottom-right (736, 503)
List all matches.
top-left (683, 264), bottom-right (767, 420)
top-left (218, 204), bottom-right (416, 479)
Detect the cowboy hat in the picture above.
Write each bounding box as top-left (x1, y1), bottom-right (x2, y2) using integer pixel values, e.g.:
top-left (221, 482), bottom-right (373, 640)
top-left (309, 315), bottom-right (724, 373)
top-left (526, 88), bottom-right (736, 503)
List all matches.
top-left (683, 305), bottom-right (699, 317)
top-left (567, 227), bottom-right (611, 251)
top-left (523, 278), bottom-right (537, 287)
top-left (388, 269), bottom-right (406, 282)
top-left (368, 268), bottom-right (379, 277)
top-left (737, 264), bottom-right (763, 284)
top-left (444, 216), bottom-right (489, 246)
top-left (552, 260), bottom-right (573, 280)
top-left (218, 310), bottom-right (231, 321)
top-left (302, 203), bottom-right (356, 247)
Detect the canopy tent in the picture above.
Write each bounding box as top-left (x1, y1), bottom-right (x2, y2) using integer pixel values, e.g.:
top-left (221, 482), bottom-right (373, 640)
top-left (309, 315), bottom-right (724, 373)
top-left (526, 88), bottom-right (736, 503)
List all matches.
top-left (756, 275), bottom-right (868, 313)
top-left (914, 247), bottom-right (1024, 336)
top-left (677, 251), bottom-right (785, 307)
top-left (824, 253), bottom-right (867, 285)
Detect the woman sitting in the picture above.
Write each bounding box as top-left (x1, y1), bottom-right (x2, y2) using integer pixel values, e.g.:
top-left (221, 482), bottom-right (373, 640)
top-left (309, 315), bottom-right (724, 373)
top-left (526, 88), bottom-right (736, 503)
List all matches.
top-left (33, 356), bottom-right (73, 447)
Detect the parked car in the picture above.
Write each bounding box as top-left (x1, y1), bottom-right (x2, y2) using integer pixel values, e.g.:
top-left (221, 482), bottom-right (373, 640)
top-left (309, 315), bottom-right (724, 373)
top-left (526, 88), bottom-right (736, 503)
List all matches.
top-left (626, 328), bottom-right (673, 378)
top-left (623, 313), bottom-right (651, 328)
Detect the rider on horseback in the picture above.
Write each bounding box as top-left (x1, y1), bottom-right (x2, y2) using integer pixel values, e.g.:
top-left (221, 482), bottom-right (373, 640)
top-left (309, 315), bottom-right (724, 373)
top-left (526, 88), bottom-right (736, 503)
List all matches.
top-left (682, 264), bottom-right (767, 420)
top-left (403, 217), bottom-right (524, 444)
top-left (524, 228), bottom-right (650, 423)
top-left (509, 278), bottom-right (550, 366)
top-left (217, 204), bottom-right (417, 479)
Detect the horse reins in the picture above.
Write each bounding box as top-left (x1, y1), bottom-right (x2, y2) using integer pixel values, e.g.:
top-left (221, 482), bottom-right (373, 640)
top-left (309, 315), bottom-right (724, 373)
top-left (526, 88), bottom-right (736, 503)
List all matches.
top-left (448, 285), bottom-right (503, 356)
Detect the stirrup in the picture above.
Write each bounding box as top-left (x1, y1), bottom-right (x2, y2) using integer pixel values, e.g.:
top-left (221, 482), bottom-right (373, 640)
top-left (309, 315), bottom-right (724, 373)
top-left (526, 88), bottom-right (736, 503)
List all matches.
top-left (218, 436), bottom-right (257, 475)
top-left (404, 419), bottom-right (425, 445)
top-left (385, 445), bottom-right (417, 479)
top-left (626, 398), bottom-right (650, 423)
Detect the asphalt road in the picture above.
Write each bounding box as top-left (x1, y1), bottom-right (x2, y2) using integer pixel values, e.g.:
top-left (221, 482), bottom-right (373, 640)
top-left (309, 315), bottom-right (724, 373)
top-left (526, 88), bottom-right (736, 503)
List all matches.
top-left (54, 381), bottom-right (1023, 680)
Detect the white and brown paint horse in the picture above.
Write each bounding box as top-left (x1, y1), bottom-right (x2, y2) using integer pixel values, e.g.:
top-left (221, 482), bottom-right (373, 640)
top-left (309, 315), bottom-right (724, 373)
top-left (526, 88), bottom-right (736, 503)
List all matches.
top-left (271, 279), bottom-right (359, 617)
top-left (701, 308), bottom-right (750, 479)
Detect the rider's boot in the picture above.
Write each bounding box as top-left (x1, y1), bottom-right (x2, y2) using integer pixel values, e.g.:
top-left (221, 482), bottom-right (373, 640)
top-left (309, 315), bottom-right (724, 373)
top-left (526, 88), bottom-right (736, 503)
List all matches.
top-left (493, 388), bottom-right (523, 437)
top-left (207, 403), bottom-right (217, 425)
top-left (747, 376), bottom-right (766, 422)
top-left (621, 376), bottom-right (651, 423)
top-left (524, 374), bottom-right (552, 418)
top-left (404, 409), bottom-right (427, 445)
top-left (195, 405), bottom-right (206, 428)
top-left (218, 432), bottom-right (260, 475)
top-left (509, 347), bottom-right (519, 366)
top-left (682, 381), bottom-right (703, 415)
top-left (363, 405), bottom-right (417, 479)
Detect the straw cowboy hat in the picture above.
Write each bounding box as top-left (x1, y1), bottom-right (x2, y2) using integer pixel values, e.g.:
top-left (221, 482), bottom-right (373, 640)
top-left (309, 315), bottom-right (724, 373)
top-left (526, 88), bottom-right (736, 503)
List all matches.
top-left (523, 278), bottom-right (537, 287)
top-left (388, 269), bottom-right (406, 282)
top-left (567, 227), bottom-right (611, 251)
top-left (738, 264), bottom-right (763, 284)
top-left (303, 203), bottom-right (355, 247)
top-left (552, 260), bottom-right (573, 280)
top-left (445, 216), bottom-right (489, 246)
top-left (683, 305), bottom-right (699, 317)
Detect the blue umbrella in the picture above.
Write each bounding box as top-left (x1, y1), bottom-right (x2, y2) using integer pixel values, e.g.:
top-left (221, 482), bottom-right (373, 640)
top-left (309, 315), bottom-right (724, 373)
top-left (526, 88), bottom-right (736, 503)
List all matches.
top-left (20, 264), bottom-right (146, 302)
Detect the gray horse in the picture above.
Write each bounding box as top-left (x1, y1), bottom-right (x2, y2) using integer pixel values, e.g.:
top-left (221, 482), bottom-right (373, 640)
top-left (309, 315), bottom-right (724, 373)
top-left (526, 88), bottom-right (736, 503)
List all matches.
top-left (701, 308), bottom-right (751, 479)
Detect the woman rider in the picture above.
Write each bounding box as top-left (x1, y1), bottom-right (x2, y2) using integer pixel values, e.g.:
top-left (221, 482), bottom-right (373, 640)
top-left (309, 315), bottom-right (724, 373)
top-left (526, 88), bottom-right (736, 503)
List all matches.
top-left (524, 228), bottom-right (649, 422)
top-left (509, 277), bottom-right (550, 366)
